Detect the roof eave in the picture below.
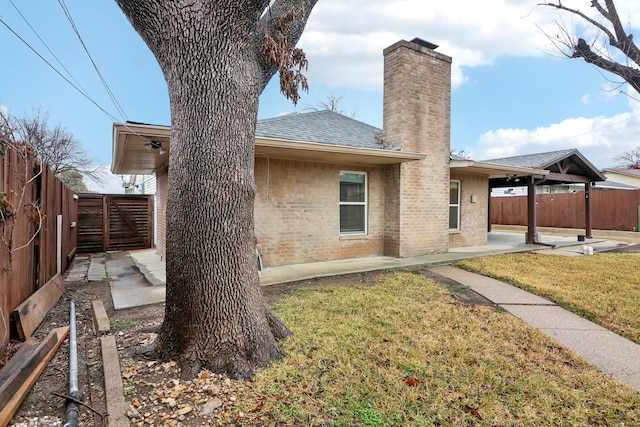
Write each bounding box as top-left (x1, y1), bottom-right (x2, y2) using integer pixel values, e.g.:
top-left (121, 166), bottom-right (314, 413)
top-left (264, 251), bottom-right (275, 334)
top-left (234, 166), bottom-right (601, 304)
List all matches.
top-left (450, 160), bottom-right (549, 178)
top-left (254, 137), bottom-right (424, 164)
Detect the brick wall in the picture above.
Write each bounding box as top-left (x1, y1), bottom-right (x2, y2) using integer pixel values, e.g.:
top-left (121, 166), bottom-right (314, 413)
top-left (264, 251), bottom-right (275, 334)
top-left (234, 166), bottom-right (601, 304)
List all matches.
top-left (254, 157), bottom-right (385, 266)
top-left (383, 39), bottom-right (452, 256)
top-left (449, 173), bottom-right (488, 247)
top-left (383, 164), bottom-right (401, 257)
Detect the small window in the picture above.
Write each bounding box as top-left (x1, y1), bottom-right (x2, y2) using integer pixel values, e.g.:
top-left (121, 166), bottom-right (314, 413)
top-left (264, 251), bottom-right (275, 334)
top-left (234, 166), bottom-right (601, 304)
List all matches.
top-left (449, 180), bottom-right (460, 230)
top-left (340, 172), bottom-right (367, 234)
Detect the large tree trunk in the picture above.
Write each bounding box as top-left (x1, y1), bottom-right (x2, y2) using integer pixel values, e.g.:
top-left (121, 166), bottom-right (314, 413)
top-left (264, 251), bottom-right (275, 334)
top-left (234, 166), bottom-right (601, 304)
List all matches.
top-left (114, 0), bottom-right (316, 380)
top-left (159, 53), bottom-right (289, 380)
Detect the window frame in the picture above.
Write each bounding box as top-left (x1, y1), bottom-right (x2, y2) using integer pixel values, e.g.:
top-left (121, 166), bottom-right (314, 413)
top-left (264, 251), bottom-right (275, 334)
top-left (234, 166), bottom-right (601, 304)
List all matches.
top-left (339, 171), bottom-right (368, 236)
top-left (449, 180), bottom-right (461, 231)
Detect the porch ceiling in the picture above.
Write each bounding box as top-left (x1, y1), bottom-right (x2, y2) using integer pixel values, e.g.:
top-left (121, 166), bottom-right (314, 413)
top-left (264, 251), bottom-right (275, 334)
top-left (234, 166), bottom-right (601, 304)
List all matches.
top-left (112, 123), bottom-right (170, 174)
top-left (112, 123), bottom-right (425, 175)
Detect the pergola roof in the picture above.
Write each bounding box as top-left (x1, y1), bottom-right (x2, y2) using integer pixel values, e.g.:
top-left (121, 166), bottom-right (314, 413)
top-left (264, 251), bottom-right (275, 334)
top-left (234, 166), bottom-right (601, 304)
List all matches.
top-left (484, 149), bottom-right (606, 187)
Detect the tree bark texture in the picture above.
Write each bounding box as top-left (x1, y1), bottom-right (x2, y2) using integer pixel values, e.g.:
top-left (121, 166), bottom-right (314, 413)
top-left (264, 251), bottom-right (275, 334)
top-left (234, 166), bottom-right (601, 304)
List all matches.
top-left (115, 0), bottom-right (318, 379)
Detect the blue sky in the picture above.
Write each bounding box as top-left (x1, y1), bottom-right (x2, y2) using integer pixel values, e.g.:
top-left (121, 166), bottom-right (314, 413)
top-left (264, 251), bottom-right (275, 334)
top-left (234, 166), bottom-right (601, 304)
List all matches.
top-left (1, 0), bottom-right (639, 193)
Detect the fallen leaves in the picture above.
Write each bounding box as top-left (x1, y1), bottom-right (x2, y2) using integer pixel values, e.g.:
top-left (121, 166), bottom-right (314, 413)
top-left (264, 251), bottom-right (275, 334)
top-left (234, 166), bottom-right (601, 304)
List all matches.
top-left (122, 357), bottom-right (248, 426)
top-left (403, 375), bottom-right (420, 387)
top-left (463, 404), bottom-right (482, 420)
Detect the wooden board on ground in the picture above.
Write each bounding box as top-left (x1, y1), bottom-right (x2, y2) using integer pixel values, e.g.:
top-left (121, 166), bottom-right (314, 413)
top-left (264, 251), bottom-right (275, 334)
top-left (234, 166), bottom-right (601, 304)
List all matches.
top-left (0, 327), bottom-right (69, 427)
top-left (11, 274), bottom-right (65, 341)
top-left (0, 338), bottom-right (40, 385)
top-left (0, 332), bottom-right (56, 409)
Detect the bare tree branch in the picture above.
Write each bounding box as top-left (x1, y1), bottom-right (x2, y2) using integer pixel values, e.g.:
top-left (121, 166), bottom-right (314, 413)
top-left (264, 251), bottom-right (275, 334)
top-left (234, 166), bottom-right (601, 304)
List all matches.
top-left (8, 109), bottom-right (104, 188)
top-left (539, 1), bottom-right (640, 94)
top-left (613, 146), bottom-right (640, 168)
top-left (303, 91), bottom-right (359, 118)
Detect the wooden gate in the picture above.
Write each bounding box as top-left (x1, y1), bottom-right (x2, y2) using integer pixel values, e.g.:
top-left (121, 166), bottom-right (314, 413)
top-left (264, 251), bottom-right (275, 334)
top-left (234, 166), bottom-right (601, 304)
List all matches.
top-left (77, 193), bottom-right (153, 252)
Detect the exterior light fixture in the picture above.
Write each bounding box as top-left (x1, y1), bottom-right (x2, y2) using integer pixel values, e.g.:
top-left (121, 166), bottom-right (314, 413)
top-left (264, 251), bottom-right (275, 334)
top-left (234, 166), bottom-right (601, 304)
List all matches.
top-left (145, 140), bottom-right (167, 154)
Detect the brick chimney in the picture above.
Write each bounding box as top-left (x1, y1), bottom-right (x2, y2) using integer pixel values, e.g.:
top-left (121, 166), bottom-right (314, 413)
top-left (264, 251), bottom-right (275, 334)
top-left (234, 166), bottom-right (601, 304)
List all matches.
top-left (382, 38), bottom-right (452, 256)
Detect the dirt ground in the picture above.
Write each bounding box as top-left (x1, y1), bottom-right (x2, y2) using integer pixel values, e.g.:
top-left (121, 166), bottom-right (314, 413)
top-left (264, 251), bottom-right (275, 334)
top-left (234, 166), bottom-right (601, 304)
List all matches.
top-left (4, 255), bottom-right (492, 427)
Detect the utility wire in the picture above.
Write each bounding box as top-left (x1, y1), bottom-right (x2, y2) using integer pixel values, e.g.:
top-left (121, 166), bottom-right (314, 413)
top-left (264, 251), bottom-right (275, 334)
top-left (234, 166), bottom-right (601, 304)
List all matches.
top-left (0, 17), bottom-right (121, 124)
top-left (0, 11), bottom-right (161, 152)
top-left (57, 0), bottom-right (129, 121)
top-left (8, 0), bottom-right (89, 99)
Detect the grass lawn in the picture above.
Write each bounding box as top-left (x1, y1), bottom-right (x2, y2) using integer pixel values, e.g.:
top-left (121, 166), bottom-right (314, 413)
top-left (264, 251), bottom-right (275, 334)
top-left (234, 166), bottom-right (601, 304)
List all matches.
top-left (231, 272), bottom-right (639, 426)
top-left (456, 252), bottom-right (640, 344)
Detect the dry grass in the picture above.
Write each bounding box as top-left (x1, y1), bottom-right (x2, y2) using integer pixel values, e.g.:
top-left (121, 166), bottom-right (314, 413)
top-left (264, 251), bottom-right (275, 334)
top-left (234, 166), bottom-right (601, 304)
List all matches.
top-left (231, 272), bottom-right (639, 426)
top-left (456, 253), bottom-right (640, 344)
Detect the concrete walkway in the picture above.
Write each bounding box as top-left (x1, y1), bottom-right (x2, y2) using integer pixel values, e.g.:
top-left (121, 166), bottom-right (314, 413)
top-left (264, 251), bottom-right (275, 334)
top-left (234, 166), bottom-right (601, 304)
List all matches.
top-left (431, 265), bottom-right (640, 392)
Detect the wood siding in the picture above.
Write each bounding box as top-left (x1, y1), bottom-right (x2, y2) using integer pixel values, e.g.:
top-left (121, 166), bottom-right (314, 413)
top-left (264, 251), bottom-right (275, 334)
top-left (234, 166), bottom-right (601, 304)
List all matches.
top-left (77, 194), bottom-right (153, 252)
top-left (1, 149), bottom-right (77, 357)
top-left (491, 190), bottom-right (640, 231)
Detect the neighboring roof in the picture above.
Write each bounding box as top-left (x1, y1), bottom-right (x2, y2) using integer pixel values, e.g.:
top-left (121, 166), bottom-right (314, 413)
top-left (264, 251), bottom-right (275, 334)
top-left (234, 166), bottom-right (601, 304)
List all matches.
top-left (255, 110), bottom-right (390, 150)
top-left (602, 167), bottom-right (640, 178)
top-left (484, 148), bottom-right (606, 184)
top-left (593, 180), bottom-right (639, 190)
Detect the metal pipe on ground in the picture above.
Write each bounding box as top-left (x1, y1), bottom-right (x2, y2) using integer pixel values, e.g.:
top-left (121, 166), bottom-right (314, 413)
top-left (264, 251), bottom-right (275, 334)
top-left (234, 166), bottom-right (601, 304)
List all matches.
top-left (64, 300), bottom-right (83, 427)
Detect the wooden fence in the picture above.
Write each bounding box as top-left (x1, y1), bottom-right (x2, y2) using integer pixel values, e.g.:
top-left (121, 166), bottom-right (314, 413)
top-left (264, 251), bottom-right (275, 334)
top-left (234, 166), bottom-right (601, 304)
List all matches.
top-left (0, 146), bottom-right (77, 357)
top-left (77, 193), bottom-right (153, 253)
top-left (491, 190), bottom-right (640, 231)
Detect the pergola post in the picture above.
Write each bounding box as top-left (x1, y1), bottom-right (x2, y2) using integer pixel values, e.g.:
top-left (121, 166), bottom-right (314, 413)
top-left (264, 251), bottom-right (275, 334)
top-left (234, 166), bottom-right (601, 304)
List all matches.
top-left (527, 176), bottom-right (537, 244)
top-left (585, 182), bottom-right (592, 239)
top-left (487, 190), bottom-right (492, 232)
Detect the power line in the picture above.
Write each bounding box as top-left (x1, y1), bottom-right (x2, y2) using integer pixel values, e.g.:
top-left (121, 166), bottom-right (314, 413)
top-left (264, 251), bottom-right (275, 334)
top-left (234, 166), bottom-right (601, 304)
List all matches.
top-left (0, 16), bottom-right (121, 124)
top-left (0, 11), bottom-right (158, 151)
top-left (8, 0), bottom-right (89, 99)
top-left (57, 0), bottom-right (129, 121)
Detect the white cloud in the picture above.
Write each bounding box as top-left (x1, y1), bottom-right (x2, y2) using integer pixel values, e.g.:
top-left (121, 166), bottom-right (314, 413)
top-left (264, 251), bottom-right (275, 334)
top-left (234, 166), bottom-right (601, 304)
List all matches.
top-left (581, 94), bottom-right (591, 104)
top-left (298, 0), bottom-right (561, 90)
top-left (296, 0), bottom-right (640, 93)
top-left (475, 109), bottom-right (640, 167)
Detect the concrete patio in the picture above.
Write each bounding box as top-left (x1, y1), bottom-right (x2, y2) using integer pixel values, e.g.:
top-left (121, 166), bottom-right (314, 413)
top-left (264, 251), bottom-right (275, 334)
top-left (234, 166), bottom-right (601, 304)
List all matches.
top-left (98, 231), bottom-right (605, 309)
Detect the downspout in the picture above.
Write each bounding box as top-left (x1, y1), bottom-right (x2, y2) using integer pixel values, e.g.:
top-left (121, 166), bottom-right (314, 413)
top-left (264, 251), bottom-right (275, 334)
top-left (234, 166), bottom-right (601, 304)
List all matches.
top-left (63, 300), bottom-right (83, 427)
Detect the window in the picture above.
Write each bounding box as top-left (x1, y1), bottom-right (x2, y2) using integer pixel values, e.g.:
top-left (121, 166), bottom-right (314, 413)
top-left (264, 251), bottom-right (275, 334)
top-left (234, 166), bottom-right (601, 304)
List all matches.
top-left (340, 171), bottom-right (367, 234)
top-left (449, 180), bottom-right (460, 230)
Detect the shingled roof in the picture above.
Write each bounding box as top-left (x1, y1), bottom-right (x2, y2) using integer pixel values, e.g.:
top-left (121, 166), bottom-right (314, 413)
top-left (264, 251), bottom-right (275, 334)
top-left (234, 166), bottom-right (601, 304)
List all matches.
top-left (256, 110), bottom-right (386, 150)
top-left (484, 148), bottom-right (605, 183)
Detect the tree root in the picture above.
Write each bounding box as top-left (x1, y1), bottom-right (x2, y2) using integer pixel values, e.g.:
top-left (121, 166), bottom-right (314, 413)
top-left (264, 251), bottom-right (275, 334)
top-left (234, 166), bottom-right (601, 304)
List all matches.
top-left (266, 308), bottom-right (293, 340)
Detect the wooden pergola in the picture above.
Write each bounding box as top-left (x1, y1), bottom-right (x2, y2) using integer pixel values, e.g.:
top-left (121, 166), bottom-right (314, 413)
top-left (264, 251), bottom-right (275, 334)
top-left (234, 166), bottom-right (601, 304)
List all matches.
top-left (487, 149), bottom-right (606, 244)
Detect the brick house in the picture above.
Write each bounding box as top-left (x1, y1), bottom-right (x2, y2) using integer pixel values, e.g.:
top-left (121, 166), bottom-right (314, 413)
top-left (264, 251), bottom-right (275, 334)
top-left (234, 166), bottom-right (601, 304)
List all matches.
top-left (111, 38), bottom-right (545, 267)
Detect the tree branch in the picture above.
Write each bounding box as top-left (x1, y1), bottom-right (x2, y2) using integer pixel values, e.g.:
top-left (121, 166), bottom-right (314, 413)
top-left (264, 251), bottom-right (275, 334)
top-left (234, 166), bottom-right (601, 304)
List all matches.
top-left (539, 0), bottom-right (640, 94)
top-left (540, 1), bottom-right (615, 42)
top-left (573, 38), bottom-right (640, 93)
top-left (257, 0), bottom-right (319, 94)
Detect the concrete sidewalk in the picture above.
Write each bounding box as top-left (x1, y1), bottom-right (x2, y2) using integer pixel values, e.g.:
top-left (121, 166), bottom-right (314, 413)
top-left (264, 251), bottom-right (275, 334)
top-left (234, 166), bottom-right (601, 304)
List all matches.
top-left (431, 265), bottom-right (640, 392)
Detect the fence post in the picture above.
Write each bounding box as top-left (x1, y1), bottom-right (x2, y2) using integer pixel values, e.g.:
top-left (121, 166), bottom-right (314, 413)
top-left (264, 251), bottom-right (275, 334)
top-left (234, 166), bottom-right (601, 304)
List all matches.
top-left (57, 214), bottom-right (63, 274)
